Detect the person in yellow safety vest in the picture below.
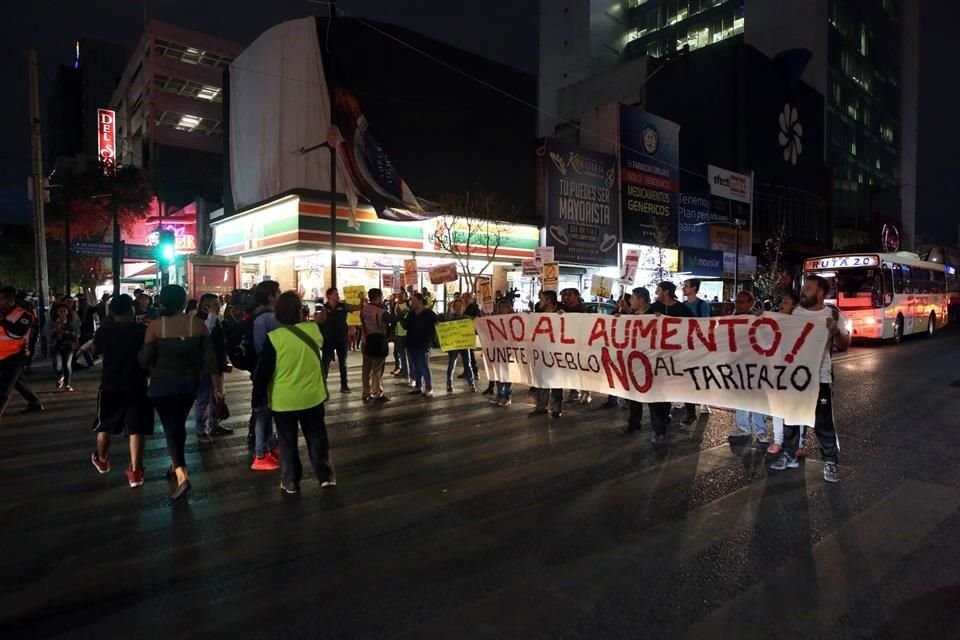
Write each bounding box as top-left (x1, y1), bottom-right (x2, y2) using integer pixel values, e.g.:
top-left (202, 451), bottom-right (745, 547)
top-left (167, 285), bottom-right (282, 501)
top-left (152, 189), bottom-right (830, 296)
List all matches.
top-left (0, 287), bottom-right (44, 422)
top-left (252, 290), bottom-right (335, 495)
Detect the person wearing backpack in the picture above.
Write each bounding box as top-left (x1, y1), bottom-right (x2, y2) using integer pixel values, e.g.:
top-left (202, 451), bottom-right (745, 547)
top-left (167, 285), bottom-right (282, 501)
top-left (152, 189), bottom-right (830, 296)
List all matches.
top-left (253, 291), bottom-right (335, 494)
top-left (239, 281), bottom-right (282, 471)
top-left (681, 278), bottom-right (713, 425)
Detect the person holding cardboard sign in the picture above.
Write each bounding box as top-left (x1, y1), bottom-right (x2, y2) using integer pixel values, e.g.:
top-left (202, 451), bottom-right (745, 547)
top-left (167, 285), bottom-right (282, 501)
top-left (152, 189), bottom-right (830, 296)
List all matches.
top-left (441, 299), bottom-right (477, 393)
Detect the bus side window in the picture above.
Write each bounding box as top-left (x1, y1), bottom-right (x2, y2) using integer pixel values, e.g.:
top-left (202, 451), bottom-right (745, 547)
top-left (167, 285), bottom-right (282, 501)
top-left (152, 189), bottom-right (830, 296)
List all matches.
top-left (902, 265), bottom-right (912, 293)
top-left (892, 264), bottom-right (904, 294)
top-left (882, 267), bottom-right (894, 305)
top-left (932, 271), bottom-right (945, 294)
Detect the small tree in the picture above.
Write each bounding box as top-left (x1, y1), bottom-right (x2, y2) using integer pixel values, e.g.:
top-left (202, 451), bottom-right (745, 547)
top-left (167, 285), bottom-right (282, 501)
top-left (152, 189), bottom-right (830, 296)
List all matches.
top-left (753, 222), bottom-right (788, 302)
top-left (430, 192), bottom-right (515, 293)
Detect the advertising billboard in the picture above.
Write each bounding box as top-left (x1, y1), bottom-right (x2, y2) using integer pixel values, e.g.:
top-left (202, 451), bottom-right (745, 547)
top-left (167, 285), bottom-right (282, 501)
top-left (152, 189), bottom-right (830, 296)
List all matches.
top-left (97, 108), bottom-right (116, 171)
top-left (537, 138), bottom-right (619, 266)
top-left (619, 105), bottom-right (680, 246)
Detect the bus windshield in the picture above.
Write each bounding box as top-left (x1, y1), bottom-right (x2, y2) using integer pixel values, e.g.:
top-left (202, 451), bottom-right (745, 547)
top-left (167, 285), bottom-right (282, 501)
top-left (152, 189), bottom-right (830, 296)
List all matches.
top-left (821, 267), bottom-right (884, 309)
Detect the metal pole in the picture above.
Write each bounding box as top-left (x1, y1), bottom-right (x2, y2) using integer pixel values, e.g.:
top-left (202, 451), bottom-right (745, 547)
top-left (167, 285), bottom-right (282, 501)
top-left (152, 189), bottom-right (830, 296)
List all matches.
top-left (65, 207), bottom-right (71, 295)
top-left (28, 50), bottom-right (49, 332)
top-left (329, 145), bottom-right (338, 289)
top-left (112, 197), bottom-right (121, 298)
top-left (734, 220), bottom-right (740, 296)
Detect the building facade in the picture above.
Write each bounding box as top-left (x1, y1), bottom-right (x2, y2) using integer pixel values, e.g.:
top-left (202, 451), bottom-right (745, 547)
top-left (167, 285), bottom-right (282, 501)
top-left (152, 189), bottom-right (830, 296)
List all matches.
top-left (539, 0), bottom-right (919, 250)
top-left (110, 19), bottom-right (242, 209)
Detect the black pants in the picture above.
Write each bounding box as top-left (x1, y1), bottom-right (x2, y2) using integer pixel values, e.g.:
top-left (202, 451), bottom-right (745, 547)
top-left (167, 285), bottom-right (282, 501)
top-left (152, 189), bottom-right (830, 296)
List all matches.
top-left (684, 403), bottom-right (698, 421)
top-left (322, 341), bottom-right (349, 389)
top-left (153, 393), bottom-right (195, 468)
top-left (273, 403), bottom-right (334, 487)
top-left (0, 352), bottom-right (41, 418)
top-left (783, 383), bottom-right (838, 463)
top-left (649, 402), bottom-right (671, 436)
top-left (627, 401), bottom-right (644, 430)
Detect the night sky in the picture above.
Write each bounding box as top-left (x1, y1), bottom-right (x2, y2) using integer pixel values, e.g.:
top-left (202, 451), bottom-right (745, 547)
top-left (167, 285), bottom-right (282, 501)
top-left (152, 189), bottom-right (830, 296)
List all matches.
top-left (0, 0), bottom-right (955, 245)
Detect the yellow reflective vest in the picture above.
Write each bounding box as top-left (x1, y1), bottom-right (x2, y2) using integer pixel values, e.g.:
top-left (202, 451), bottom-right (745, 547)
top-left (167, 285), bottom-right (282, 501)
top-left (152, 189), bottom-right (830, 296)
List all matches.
top-left (266, 322), bottom-right (328, 412)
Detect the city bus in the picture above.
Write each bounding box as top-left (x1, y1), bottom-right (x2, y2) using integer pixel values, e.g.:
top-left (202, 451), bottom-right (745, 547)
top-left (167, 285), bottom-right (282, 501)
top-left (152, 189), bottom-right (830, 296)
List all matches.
top-left (802, 251), bottom-right (949, 343)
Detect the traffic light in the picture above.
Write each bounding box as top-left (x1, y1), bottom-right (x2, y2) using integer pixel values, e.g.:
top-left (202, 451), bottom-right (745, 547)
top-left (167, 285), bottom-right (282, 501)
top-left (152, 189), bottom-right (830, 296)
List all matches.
top-left (156, 229), bottom-right (176, 267)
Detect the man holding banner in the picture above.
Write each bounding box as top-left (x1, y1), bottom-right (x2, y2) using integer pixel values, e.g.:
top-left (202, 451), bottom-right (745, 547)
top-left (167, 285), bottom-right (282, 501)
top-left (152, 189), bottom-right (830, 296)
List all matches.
top-left (770, 275), bottom-right (849, 483)
top-left (319, 287), bottom-right (359, 393)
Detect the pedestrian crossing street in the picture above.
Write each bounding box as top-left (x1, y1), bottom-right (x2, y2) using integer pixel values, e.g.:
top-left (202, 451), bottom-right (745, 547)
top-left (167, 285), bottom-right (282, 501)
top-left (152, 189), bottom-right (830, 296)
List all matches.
top-left (1, 351), bottom-right (958, 638)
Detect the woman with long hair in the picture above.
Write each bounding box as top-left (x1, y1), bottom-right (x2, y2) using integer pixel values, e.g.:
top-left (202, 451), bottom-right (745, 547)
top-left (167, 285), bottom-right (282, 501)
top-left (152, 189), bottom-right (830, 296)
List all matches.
top-left (253, 291), bottom-right (335, 494)
top-left (48, 303), bottom-right (79, 391)
top-left (138, 285), bottom-right (222, 499)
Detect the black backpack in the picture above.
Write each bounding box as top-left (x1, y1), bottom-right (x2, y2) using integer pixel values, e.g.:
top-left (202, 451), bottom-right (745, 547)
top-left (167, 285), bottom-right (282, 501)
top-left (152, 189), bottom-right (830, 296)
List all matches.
top-left (226, 308), bottom-right (267, 371)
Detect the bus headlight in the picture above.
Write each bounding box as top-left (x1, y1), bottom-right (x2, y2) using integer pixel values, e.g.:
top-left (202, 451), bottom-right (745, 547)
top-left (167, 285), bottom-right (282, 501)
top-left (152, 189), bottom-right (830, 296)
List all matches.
top-left (863, 316), bottom-right (876, 325)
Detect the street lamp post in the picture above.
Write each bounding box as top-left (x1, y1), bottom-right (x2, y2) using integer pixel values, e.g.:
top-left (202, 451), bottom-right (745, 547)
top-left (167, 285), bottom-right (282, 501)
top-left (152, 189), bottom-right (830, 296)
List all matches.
top-left (297, 140), bottom-right (338, 289)
top-left (91, 192), bottom-right (121, 297)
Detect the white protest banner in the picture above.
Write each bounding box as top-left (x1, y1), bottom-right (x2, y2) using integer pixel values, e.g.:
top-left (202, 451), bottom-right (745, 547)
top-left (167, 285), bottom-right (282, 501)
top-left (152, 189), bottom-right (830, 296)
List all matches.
top-left (620, 249), bottom-right (640, 284)
top-left (475, 312), bottom-right (828, 426)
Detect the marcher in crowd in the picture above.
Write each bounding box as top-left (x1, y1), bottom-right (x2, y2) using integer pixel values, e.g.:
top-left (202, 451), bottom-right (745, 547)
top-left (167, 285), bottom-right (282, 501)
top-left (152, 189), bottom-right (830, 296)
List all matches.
top-left (135, 294), bottom-right (158, 325)
top-left (489, 298), bottom-right (516, 407)
top-left (768, 292), bottom-right (804, 457)
top-left (89, 295), bottom-right (153, 488)
top-left (250, 281), bottom-right (282, 470)
top-left (404, 292), bottom-right (439, 397)
top-left (681, 278), bottom-right (713, 425)
top-left (731, 290), bottom-right (769, 443)
top-left (49, 303), bottom-right (79, 391)
top-left (193, 293), bottom-right (232, 442)
top-left (771, 276), bottom-right (849, 483)
top-left (646, 282), bottom-right (693, 444)
top-left (138, 285), bottom-right (221, 499)
top-left (620, 287), bottom-right (653, 436)
top-left (390, 290), bottom-right (410, 381)
top-left (360, 288), bottom-right (392, 403)
top-left (442, 299), bottom-right (476, 393)
top-left (560, 288), bottom-right (591, 405)
top-left (460, 291), bottom-right (482, 383)
top-left (528, 290), bottom-right (564, 418)
top-left (318, 287), bottom-right (358, 393)
top-left (75, 294), bottom-right (97, 369)
top-left (253, 291), bottom-right (335, 494)
top-left (0, 287), bottom-right (44, 422)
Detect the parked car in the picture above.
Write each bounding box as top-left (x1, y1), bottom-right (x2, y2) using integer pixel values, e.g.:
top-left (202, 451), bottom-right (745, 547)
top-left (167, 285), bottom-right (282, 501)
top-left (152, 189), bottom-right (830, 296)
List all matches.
top-left (583, 301), bottom-right (617, 315)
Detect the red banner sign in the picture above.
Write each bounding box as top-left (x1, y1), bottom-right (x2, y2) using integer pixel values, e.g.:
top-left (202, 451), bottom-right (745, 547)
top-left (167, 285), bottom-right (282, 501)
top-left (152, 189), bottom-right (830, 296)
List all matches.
top-left (97, 108), bottom-right (116, 171)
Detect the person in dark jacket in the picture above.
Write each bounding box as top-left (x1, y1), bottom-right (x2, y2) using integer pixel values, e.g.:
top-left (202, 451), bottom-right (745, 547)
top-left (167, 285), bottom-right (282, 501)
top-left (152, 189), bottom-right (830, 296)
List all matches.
top-left (193, 293), bottom-right (232, 441)
top-left (317, 287), bottom-right (359, 393)
top-left (402, 292), bottom-right (438, 397)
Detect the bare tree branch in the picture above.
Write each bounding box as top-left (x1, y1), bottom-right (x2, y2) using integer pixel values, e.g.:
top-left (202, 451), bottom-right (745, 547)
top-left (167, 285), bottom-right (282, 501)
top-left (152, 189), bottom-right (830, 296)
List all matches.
top-left (429, 191), bottom-right (517, 292)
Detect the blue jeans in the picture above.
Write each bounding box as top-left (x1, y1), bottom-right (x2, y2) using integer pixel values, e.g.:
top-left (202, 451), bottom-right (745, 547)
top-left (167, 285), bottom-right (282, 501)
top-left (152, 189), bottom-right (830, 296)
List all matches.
top-left (735, 410), bottom-right (767, 436)
top-left (53, 346), bottom-right (73, 386)
top-left (496, 382), bottom-right (513, 400)
top-left (394, 336), bottom-right (408, 376)
top-left (408, 347), bottom-right (432, 391)
top-left (249, 406), bottom-right (275, 457)
top-left (193, 376), bottom-right (215, 434)
top-left (446, 350), bottom-right (474, 387)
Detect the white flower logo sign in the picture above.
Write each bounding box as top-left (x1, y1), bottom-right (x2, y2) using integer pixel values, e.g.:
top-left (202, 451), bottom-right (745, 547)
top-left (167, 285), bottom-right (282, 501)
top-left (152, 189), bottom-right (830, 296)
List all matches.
top-left (778, 103), bottom-right (803, 165)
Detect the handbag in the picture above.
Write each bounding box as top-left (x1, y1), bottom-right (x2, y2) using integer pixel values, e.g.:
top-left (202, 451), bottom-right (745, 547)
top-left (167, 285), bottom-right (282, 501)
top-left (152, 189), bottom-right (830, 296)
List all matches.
top-left (214, 396), bottom-right (231, 421)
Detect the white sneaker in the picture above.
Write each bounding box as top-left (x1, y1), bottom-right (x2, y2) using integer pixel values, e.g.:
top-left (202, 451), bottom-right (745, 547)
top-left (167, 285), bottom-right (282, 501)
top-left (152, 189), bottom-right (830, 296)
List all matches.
top-left (498, 398), bottom-right (512, 407)
top-left (579, 392), bottom-right (592, 405)
top-left (424, 390), bottom-right (434, 398)
top-left (488, 397), bottom-right (501, 405)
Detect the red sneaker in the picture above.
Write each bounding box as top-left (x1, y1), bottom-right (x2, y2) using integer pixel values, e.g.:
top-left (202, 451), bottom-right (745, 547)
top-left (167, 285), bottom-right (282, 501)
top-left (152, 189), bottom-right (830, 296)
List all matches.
top-left (251, 455), bottom-right (280, 471)
top-left (795, 447), bottom-right (807, 459)
top-left (766, 443), bottom-right (782, 455)
top-left (91, 452), bottom-right (110, 474)
top-left (267, 451), bottom-right (281, 465)
top-left (125, 468), bottom-right (144, 488)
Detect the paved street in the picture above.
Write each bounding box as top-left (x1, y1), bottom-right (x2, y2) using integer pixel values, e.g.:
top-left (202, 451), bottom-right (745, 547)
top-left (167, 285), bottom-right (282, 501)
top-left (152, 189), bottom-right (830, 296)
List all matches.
top-left (3, 329), bottom-right (960, 639)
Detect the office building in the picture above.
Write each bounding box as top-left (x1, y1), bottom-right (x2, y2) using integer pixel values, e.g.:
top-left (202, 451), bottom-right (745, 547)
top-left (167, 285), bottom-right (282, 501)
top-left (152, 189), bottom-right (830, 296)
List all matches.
top-left (539, 0), bottom-right (919, 249)
top-left (110, 19), bottom-right (243, 209)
